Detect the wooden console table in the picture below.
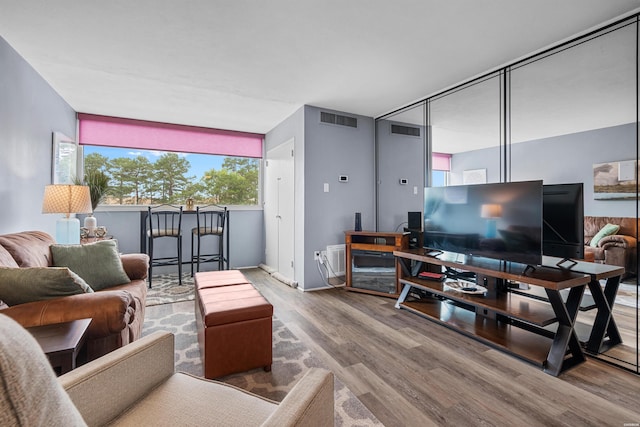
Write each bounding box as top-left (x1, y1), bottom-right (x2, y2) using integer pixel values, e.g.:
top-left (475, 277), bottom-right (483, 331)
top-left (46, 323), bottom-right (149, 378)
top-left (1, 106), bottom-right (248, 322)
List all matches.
top-left (345, 231), bottom-right (409, 297)
top-left (394, 249), bottom-right (591, 376)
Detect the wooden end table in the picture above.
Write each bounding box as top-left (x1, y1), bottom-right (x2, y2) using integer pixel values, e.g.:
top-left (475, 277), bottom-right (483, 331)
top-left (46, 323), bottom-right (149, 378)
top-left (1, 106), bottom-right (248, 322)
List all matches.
top-left (27, 318), bottom-right (92, 375)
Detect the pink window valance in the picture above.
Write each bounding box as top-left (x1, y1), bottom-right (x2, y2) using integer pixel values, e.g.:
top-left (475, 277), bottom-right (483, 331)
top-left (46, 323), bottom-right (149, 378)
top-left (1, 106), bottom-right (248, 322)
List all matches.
top-left (432, 152), bottom-right (451, 171)
top-left (78, 114), bottom-right (263, 158)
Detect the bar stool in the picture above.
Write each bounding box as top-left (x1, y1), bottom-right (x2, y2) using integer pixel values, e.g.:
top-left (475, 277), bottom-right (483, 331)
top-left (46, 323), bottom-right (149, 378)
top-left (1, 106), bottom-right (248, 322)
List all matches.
top-left (191, 204), bottom-right (227, 275)
top-left (147, 204), bottom-right (183, 288)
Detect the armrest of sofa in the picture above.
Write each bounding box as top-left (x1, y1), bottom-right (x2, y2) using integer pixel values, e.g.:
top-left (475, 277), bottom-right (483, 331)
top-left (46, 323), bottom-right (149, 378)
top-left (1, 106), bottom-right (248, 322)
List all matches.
top-left (59, 331), bottom-right (175, 427)
top-left (262, 368), bottom-right (334, 427)
top-left (598, 234), bottom-right (637, 250)
top-left (121, 253), bottom-right (149, 281)
top-left (1, 290), bottom-right (135, 336)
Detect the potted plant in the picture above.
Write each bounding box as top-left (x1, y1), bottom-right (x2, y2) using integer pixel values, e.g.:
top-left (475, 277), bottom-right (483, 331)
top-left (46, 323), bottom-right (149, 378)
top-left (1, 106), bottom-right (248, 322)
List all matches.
top-left (75, 170), bottom-right (110, 236)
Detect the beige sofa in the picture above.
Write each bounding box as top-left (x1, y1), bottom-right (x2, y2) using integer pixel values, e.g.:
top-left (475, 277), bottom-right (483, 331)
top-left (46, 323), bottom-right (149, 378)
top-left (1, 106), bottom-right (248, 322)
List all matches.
top-left (0, 314), bottom-right (334, 426)
top-left (0, 231), bottom-right (149, 361)
top-left (584, 216), bottom-right (638, 278)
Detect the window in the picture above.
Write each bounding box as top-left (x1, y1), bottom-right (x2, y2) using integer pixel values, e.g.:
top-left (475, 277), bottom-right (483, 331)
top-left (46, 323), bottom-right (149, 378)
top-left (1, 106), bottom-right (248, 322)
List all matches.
top-left (78, 114), bottom-right (263, 206)
top-left (83, 146), bottom-right (259, 205)
top-left (431, 152), bottom-right (451, 187)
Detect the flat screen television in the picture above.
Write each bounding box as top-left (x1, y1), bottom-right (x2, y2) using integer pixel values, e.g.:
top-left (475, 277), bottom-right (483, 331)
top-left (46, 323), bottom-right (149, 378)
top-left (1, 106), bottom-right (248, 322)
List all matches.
top-left (423, 181), bottom-right (543, 265)
top-left (542, 183), bottom-right (584, 261)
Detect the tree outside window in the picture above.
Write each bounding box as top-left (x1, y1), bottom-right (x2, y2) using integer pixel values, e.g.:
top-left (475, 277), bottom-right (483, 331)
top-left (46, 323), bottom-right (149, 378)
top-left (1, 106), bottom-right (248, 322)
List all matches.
top-left (83, 147), bottom-right (259, 206)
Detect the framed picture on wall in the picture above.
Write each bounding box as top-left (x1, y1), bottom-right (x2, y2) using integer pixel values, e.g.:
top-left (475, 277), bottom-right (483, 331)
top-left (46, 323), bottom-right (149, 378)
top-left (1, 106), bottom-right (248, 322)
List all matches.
top-left (593, 159), bottom-right (638, 200)
top-left (52, 132), bottom-right (78, 184)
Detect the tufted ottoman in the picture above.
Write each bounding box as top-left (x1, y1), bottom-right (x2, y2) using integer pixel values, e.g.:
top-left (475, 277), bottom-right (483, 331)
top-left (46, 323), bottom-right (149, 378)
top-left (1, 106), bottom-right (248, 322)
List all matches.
top-left (194, 270), bottom-right (273, 379)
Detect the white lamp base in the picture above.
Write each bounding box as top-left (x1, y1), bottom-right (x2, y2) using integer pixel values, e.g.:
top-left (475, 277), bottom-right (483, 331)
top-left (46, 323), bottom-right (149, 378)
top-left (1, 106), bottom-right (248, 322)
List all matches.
top-left (56, 217), bottom-right (81, 244)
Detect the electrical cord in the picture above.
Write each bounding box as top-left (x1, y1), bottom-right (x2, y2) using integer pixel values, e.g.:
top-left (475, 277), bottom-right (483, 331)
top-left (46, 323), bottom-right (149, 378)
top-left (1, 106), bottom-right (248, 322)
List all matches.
top-left (314, 253), bottom-right (343, 288)
top-left (394, 221), bottom-right (408, 232)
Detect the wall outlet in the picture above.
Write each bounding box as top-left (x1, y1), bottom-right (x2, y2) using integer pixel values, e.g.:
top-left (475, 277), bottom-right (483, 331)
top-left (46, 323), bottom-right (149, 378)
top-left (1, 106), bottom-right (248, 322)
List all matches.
top-left (313, 251), bottom-right (321, 261)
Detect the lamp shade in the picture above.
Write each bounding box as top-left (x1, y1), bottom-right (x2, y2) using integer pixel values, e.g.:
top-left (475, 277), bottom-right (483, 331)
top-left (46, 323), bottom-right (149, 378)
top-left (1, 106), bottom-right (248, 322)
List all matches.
top-left (481, 204), bottom-right (502, 219)
top-left (42, 185), bottom-right (93, 215)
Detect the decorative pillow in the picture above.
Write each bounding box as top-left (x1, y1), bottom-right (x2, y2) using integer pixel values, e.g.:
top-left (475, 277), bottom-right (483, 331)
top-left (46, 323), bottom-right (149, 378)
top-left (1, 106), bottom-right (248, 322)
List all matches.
top-left (589, 223), bottom-right (620, 248)
top-left (0, 314), bottom-right (87, 426)
top-left (51, 240), bottom-right (131, 291)
top-left (0, 267), bottom-right (93, 306)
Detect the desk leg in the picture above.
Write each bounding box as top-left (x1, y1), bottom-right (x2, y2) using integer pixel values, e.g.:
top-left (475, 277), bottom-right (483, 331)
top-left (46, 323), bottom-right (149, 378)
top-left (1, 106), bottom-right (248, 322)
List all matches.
top-left (586, 276), bottom-right (622, 353)
top-left (544, 286), bottom-right (586, 376)
top-left (395, 283), bottom-right (412, 309)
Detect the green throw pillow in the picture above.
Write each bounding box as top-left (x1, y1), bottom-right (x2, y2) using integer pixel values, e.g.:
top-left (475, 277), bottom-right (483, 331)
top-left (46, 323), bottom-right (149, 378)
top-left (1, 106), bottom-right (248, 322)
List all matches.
top-left (0, 267), bottom-right (93, 306)
top-left (51, 240), bottom-right (131, 291)
top-left (589, 223), bottom-right (620, 248)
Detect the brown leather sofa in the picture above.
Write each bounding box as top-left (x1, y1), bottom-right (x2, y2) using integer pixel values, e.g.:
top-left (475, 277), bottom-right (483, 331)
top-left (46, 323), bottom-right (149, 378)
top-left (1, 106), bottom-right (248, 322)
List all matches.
top-left (584, 216), bottom-right (638, 278)
top-left (0, 231), bottom-right (149, 361)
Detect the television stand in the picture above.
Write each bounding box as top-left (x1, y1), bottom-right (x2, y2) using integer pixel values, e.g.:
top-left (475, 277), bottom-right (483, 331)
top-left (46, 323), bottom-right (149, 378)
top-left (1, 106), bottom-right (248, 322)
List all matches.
top-left (394, 248), bottom-right (591, 376)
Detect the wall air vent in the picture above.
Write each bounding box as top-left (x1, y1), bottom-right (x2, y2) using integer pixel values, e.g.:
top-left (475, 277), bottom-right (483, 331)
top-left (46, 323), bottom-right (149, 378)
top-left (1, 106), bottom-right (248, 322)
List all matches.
top-left (391, 124), bottom-right (420, 137)
top-left (320, 111), bottom-right (358, 128)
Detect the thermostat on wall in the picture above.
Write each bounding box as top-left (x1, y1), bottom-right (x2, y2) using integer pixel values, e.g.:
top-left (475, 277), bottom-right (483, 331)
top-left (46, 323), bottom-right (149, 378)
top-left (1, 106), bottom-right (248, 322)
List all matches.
top-left (339, 175), bottom-right (348, 182)
top-left (399, 178), bottom-right (408, 185)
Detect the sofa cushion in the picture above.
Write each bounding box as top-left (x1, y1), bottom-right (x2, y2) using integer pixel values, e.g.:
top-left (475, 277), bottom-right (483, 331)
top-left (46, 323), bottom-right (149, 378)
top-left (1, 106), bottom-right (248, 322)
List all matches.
top-left (51, 240), bottom-right (131, 291)
top-left (589, 223), bottom-right (620, 247)
top-left (0, 267), bottom-right (94, 306)
top-left (0, 231), bottom-right (55, 267)
top-left (0, 314), bottom-right (87, 426)
top-left (0, 245), bottom-right (19, 268)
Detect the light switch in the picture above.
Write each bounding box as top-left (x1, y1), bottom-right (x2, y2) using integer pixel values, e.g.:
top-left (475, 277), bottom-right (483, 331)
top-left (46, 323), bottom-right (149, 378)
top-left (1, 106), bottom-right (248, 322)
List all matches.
top-left (324, 183), bottom-right (329, 192)
top-left (414, 186), bottom-right (418, 195)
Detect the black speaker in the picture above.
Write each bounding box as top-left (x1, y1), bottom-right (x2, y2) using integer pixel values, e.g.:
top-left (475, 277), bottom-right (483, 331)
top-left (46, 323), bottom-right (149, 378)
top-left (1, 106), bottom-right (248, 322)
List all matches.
top-left (408, 211), bottom-right (422, 230)
top-left (355, 212), bottom-right (362, 231)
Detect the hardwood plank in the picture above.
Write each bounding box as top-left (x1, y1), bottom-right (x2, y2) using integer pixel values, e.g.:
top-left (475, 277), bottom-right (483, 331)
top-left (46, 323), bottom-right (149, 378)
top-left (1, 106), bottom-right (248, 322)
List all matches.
top-left (243, 268), bottom-right (640, 426)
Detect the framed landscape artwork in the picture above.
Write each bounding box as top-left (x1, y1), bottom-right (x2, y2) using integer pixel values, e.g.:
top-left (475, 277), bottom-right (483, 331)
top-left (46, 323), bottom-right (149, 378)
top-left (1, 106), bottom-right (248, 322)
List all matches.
top-left (52, 132), bottom-right (78, 184)
top-left (593, 159), bottom-right (638, 200)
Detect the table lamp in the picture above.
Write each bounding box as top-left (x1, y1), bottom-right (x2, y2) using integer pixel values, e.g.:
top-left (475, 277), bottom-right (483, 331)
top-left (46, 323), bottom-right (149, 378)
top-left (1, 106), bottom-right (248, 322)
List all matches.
top-left (42, 185), bottom-right (93, 244)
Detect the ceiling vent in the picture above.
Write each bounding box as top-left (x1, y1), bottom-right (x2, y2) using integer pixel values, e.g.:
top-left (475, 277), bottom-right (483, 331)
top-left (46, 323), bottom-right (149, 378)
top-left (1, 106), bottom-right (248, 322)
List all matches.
top-left (391, 124), bottom-right (420, 137)
top-left (320, 112), bottom-right (358, 128)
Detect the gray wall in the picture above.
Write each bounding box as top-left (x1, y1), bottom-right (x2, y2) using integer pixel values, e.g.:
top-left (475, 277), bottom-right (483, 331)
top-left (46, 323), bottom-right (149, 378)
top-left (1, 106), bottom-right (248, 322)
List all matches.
top-left (303, 105), bottom-right (375, 289)
top-left (265, 105), bottom-right (375, 290)
top-left (452, 123), bottom-right (637, 217)
top-left (0, 36), bottom-right (77, 235)
top-left (1, 34), bottom-right (264, 268)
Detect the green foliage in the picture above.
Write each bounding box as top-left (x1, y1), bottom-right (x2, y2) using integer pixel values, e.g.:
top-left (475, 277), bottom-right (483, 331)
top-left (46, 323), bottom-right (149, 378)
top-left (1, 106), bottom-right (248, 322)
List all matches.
top-left (83, 152), bottom-right (259, 206)
top-left (74, 170), bottom-right (110, 210)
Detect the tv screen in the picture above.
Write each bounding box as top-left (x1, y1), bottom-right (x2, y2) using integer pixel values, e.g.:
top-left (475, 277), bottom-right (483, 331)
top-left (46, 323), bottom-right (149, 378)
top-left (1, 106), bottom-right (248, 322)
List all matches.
top-left (423, 181), bottom-right (543, 265)
top-left (542, 183), bottom-right (584, 260)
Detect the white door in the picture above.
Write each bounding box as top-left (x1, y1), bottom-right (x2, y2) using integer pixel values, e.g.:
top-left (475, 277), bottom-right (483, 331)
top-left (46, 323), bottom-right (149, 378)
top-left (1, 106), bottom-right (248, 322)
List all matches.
top-left (264, 139), bottom-right (295, 280)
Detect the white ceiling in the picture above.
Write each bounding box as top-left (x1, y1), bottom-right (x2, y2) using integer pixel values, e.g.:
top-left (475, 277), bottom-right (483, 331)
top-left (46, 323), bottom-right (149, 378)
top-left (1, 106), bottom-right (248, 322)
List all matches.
top-left (1, 1), bottom-right (639, 135)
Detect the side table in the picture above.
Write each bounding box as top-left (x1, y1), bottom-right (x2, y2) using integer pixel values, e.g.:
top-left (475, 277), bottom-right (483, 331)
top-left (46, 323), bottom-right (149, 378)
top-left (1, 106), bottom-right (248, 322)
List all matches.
top-left (26, 318), bottom-right (92, 375)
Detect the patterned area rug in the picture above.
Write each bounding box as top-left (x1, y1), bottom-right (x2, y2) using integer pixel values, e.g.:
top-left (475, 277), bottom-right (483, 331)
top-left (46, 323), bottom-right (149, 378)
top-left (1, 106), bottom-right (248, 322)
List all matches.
top-left (143, 300), bottom-right (382, 426)
top-left (146, 274), bottom-right (195, 306)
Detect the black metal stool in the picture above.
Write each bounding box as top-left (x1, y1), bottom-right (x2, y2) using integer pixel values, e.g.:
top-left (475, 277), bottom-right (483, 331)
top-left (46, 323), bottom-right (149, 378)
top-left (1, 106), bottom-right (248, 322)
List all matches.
top-left (191, 204), bottom-right (227, 275)
top-left (147, 204), bottom-right (183, 288)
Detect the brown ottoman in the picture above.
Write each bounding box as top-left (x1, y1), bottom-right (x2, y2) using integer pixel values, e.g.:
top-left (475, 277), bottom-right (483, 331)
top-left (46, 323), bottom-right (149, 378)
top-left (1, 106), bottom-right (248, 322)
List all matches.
top-left (195, 271), bottom-right (273, 379)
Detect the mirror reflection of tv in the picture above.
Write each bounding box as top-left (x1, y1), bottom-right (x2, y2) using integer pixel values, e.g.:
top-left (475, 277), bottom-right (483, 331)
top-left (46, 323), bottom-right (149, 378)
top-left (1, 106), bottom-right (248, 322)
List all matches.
top-left (423, 181), bottom-right (543, 265)
top-left (542, 183), bottom-right (584, 260)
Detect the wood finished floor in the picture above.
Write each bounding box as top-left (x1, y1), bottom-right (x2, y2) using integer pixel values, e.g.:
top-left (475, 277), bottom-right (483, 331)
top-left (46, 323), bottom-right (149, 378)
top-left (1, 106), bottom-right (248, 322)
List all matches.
top-left (242, 269), bottom-right (640, 427)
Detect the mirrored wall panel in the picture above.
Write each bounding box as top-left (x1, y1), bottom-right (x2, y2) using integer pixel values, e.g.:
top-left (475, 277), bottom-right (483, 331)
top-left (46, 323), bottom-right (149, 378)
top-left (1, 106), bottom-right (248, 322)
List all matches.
top-left (376, 16), bottom-right (639, 374)
top-left (376, 102), bottom-right (426, 233)
top-left (429, 73), bottom-right (503, 186)
top-left (510, 20), bottom-right (638, 372)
